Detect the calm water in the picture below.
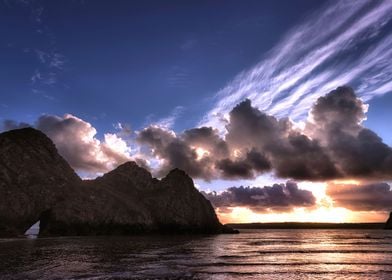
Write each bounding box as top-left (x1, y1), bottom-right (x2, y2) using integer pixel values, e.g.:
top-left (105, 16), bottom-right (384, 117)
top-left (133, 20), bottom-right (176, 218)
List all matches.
top-left (1, 229), bottom-right (392, 279)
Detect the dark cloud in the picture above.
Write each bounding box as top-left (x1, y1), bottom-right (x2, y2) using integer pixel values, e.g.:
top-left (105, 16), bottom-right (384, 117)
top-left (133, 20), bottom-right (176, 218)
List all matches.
top-left (270, 133), bottom-right (340, 180)
top-left (138, 86), bottom-right (392, 181)
top-left (327, 182), bottom-right (392, 211)
top-left (215, 158), bottom-right (253, 179)
top-left (183, 127), bottom-right (229, 158)
top-left (225, 99), bottom-right (290, 150)
top-left (203, 181), bottom-right (316, 212)
top-left (307, 86), bottom-right (392, 179)
top-left (309, 86), bottom-right (366, 135)
top-left (137, 125), bottom-right (270, 180)
top-left (216, 149), bottom-right (271, 179)
top-left (137, 125), bottom-right (217, 179)
top-left (1, 120), bottom-right (31, 131)
top-left (225, 100), bottom-right (339, 180)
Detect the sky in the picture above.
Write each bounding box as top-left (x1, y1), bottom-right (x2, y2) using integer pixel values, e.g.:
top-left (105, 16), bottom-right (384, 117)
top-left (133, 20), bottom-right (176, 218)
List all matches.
top-left (1, 0), bottom-right (392, 224)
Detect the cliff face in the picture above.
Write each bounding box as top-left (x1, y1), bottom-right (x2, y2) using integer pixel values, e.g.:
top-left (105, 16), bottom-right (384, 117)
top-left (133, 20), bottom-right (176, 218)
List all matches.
top-left (0, 128), bottom-right (81, 236)
top-left (385, 212), bottom-right (392, 229)
top-left (0, 128), bottom-right (234, 236)
top-left (40, 165), bottom-right (227, 235)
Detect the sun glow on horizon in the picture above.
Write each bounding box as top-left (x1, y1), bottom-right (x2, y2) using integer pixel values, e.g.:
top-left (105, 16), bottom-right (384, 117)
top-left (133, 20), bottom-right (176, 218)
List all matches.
top-left (217, 206), bottom-right (352, 224)
top-left (217, 206), bottom-right (389, 224)
top-left (215, 179), bottom-right (389, 224)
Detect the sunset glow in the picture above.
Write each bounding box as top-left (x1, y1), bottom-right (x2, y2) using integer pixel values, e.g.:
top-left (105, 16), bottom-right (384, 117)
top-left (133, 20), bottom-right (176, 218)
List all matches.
top-left (217, 206), bottom-right (388, 224)
top-left (214, 179), bottom-right (391, 224)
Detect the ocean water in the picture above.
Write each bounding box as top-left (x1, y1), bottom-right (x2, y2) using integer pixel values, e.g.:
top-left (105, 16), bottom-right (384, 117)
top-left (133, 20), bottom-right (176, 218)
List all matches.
top-left (1, 229), bottom-right (392, 279)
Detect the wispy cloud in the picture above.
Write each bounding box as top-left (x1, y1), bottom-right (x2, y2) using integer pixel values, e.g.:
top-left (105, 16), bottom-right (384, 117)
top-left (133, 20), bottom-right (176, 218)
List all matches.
top-left (155, 105), bottom-right (185, 129)
top-left (200, 0), bottom-right (392, 130)
top-left (6, 0), bottom-right (67, 93)
top-left (31, 49), bottom-right (65, 91)
top-left (35, 50), bottom-right (65, 70)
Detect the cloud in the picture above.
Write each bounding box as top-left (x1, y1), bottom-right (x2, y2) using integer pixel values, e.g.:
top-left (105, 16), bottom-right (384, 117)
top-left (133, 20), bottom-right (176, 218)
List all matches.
top-left (3, 87), bottom-right (392, 181)
top-left (2, 114), bottom-right (133, 173)
top-left (137, 125), bottom-right (218, 179)
top-left (327, 182), bottom-right (392, 211)
top-left (202, 181), bottom-right (316, 213)
top-left (35, 114), bottom-right (133, 173)
top-left (307, 87), bottom-right (392, 178)
top-left (216, 149), bottom-right (271, 179)
top-left (154, 106), bottom-right (185, 129)
top-left (200, 0), bottom-right (392, 130)
top-left (137, 87), bottom-right (392, 181)
top-left (225, 99), bottom-right (339, 180)
top-left (7, 0), bottom-right (67, 91)
top-left (1, 120), bottom-right (31, 131)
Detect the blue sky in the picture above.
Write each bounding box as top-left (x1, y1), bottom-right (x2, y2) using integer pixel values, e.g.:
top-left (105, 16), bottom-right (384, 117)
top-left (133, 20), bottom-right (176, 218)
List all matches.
top-left (1, 0), bottom-right (328, 132)
top-left (2, 0), bottom-right (392, 186)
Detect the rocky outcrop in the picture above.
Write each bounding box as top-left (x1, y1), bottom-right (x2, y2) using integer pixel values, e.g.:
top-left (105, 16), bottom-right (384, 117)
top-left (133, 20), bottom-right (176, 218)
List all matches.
top-left (0, 128), bottom-right (81, 236)
top-left (385, 212), bottom-right (392, 229)
top-left (0, 128), bottom-right (236, 236)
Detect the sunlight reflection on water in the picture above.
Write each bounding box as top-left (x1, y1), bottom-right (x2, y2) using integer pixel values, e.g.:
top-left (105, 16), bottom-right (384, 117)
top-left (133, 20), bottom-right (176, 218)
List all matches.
top-left (1, 229), bottom-right (392, 279)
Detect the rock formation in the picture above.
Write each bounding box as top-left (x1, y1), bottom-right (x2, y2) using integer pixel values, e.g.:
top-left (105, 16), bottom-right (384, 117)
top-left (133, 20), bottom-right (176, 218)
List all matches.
top-left (0, 128), bottom-right (81, 236)
top-left (0, 128), bottom-right (236, 236)
top-left (385, 212), bottom-right (392, 229)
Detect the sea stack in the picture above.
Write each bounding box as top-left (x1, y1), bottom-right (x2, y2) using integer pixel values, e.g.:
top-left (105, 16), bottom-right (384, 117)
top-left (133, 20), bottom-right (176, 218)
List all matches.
top-left (385, 212), bottom-right (392, 229)
top-left (0, 128), bottom-right (236, 237)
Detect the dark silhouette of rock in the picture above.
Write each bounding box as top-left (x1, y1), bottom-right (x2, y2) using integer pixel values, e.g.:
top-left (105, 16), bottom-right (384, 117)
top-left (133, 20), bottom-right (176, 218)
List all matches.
top-left (0, 128), bottom-right (236, 236)
top-left (0, 128), bottom-right (81, 236)
top-left (385, 212), bottom-right (392, 229)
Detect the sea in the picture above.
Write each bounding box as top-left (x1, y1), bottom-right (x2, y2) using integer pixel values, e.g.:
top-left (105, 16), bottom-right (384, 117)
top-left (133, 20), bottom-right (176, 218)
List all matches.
top-left (1, 229), bottom-right (392, 280)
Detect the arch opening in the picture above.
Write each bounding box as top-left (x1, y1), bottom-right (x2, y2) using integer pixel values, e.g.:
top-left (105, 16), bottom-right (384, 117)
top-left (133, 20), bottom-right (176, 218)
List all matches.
top-left (24, 221), bottom-right (40, 239)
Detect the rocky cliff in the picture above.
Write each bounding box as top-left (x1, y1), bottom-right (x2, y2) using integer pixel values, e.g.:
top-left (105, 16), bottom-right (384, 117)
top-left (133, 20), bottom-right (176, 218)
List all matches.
top-left (385, 212), bottom-right (392, 229)
top-left (0, 128), bottom-right (235, 236)
top-left (0, 128), bottom-right (81, 236)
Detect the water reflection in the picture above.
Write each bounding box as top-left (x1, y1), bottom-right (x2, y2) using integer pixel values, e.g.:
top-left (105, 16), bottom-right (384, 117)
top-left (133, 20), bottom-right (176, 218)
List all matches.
top-left (1, 230), bottom-right (392, 279)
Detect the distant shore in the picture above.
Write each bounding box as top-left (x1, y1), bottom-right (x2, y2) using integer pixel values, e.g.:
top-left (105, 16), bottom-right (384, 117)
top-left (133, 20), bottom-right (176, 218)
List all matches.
top-left (226, 222), bottom-right (385, 229)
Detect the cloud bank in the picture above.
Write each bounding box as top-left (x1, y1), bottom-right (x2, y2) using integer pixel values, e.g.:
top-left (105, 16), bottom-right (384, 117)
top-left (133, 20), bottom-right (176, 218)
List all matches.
top-left (137, 87), bottom-right (392, 181)
top-left (2, 87), bottom-right (392, 183)
top-left (200, 0), bottom-right (392, 130)
top-left (202, 181), bottom-right (316, 213)
top-left (327, 182), bottom-right (392, 211)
